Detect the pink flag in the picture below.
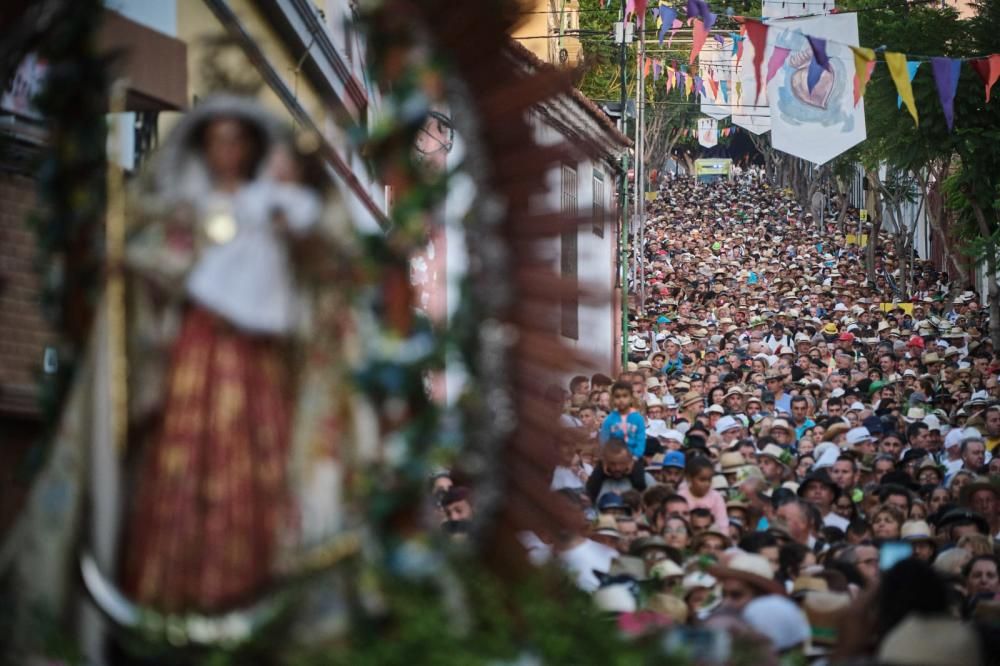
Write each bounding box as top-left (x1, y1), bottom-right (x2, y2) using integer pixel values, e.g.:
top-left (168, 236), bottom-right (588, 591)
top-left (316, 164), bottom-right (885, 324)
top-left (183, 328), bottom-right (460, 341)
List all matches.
top-left (745, 20), bottom-right (769, 103)
top-left (690, 19), bottom-right (708, 65)
top-left (766, 46), bottom-right (791, 85)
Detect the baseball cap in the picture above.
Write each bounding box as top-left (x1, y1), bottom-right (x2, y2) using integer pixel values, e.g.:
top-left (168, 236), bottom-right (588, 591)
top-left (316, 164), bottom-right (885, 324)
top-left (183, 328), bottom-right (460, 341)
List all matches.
top-left (663, 451), bottom-right (686, 469)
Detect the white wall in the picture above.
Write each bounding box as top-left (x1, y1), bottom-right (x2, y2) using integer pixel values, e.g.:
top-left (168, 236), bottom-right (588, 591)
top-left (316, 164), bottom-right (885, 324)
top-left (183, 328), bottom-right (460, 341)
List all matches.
top-left (530, 110), bottom-right (619, 379)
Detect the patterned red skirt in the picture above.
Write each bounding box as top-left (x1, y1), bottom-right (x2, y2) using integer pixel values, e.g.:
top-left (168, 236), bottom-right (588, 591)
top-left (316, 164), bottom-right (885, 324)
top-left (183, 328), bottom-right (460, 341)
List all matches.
top-left (122, 306), bottom-right (291, 613)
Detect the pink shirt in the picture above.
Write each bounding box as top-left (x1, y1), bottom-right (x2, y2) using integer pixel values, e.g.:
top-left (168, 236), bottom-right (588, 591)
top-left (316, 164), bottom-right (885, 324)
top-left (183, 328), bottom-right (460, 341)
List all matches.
top-left (678, 483), bottom-right (730, 530)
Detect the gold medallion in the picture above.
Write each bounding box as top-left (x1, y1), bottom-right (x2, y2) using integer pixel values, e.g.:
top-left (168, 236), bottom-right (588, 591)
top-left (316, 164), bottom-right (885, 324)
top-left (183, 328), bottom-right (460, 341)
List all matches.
top-left (204, 211), bottom-right (237, 244)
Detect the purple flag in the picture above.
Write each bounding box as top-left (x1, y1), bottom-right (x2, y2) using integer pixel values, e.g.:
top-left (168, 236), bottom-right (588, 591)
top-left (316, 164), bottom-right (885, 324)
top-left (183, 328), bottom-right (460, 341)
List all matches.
top-left (714, 34), bottom-right (726, 45)
top-left (931, 56), bottom-right (962, 130)
top-left (685, 0), bottom-right (716, 31)
top-left (658, 6), bottom-right (677, 45)
top-left (653, 59), bottom-right (662, 80)
top-left (694, 75), bottom-right (706, 97)
top-left (806, 36), bottom-right (830, 93)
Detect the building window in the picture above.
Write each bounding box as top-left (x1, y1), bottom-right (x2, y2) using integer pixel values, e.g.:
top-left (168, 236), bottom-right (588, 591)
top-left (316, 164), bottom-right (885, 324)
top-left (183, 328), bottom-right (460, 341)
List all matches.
top-left (561, 164), bottom-right (579, 340)
top-left (592, 170), bottom-right (605, 238)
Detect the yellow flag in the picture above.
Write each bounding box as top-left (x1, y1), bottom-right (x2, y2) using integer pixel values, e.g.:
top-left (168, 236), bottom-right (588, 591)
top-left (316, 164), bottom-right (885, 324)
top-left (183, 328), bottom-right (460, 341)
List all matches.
top-left (685, 73), bottom-right (693, 98)
top-left (850, 46), bottom-right (875, 104)
top-left (886, 52), bottom-right (918, 126)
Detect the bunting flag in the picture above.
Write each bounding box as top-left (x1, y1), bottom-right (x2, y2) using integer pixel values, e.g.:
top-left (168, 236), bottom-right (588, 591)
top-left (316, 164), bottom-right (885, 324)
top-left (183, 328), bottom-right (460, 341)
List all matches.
top-left (736, 26), bottom-right (746, 65)
top-left (708, 75), bottom-right (719, 98)
top-left (654, 59), bottom-right (662, 81)
top-left (735, 80), bottom-right (743, 99)
top-left (766, 46), bottom-right (791, 85)
top-left (644, 57), bottom-right (652, 78)
top-left (720, 79), bottom-right (729, 102)
top-left (851, 46), bottom-right (876, 106)
top-left (627, 0), bottom-right (649, 26)
top-left (668, 19), bottom-right (683, 47)
top-left (745, 20), bottom-right (768, 102)
top-left (657, 5), bottom-right (677, 45)
top-left (970, 54), bottom-right (1000, 102)
top-left (896, 61), bottom-right (921, 110)
top-left (806, 36), bottom-right (830, 93)
top-left (932, 56), bottom-right (962, 131)
top-left (677, 71), bottom-right (686, 95)
top-left (886, 52), bottom-right (919, 126)
top-left (685, 73), bottom-right (694, 97)
top-left (686, 0), bottom-right (716, 31)
top-left (690, 18), bottom-right (709, 64)
top-left (694, 75), bottom-right (706, 98)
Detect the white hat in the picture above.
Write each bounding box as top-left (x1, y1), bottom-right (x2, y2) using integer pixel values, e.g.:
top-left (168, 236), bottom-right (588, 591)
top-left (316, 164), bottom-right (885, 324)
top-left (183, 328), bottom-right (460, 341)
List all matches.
top-left (830, 388), bottom-right (846, 398)
top-left (922, 414), bottom-right (942, 432)
top-left (647, 419), bottom-right (670, 439)
top-left (943, 427), bottom-right (966, 450)
top-left (845, 427), bottom-right (873, 448)
top-left (706, 404), bottom-right (726, 415)
top-left (663, 395), bottom-right (678, 408)
top-left (743, 595), bottom-right (811, 652)
top-left (593, 583), bottom-right (638, 613)
top-left (812, 444), bottom-right (841, 470)
top-left (715, 415), bottom-right (742, 435)
top-left (903, 407), bottom-right (927, 423)
top-left (877, 614), bottom-right (981, 666)
top-left (661, 429), bottom-right (685, 443)
top-left (847, 401), bottom-right (865, 412)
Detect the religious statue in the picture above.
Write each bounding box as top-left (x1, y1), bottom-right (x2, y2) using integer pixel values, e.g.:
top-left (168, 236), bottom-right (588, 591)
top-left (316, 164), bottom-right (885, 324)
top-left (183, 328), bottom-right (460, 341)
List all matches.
top-left (4, 97), bottom-right (367, 653)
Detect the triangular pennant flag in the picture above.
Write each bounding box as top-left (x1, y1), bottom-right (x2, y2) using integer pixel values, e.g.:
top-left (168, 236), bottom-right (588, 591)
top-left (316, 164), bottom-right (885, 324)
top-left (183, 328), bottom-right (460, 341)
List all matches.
top-left (694, 75), bottom-right (706, 98)
top-left (735, 80), bottom-right (743, 100)
top-left (850, 46), bottom-right (876, 106)
top-left (886, 52), bottom-right (919, 126)
top-left (677, 71), bottom-right (686, 95)
top-left (745, 20), bottom-right (768, 103)
top-left (654, 59), bottom-right (662, 81)
top-left (713, 34), bottom-right (726, 46)
top-left (708, 75), bottom-right (719, 98)
top-left (895, 61), bottom-right (921, 110)
top-left (730, 32), bottom-right (740, 56)
top-left (720, 79), bottom-right (729, 102)
top-left (668, 19), bottom-right (682, 47)
top-left (766, 46), bottom-right (791, 85)
top-left (685, 73), bottom-right (694, 97)
top-left (806, 36), bottom-right (830, 93)
top-left (932, 56), bottom-right (962, 131)
top-left (690, 19), bottom-right (708, 65)
top-left (644, 57), bottom-right (652, 78)
top-left (970, 54), bottom-right (1000, 102)
top-left (657, 6), bottom-right (677, 45)
top-left (736, 26), bottom-right (746, 66)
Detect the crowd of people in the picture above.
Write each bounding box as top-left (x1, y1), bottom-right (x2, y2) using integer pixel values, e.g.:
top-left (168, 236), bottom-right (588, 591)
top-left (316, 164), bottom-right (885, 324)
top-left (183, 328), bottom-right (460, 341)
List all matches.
top-left (442, 172), bottom-right (1000, 663)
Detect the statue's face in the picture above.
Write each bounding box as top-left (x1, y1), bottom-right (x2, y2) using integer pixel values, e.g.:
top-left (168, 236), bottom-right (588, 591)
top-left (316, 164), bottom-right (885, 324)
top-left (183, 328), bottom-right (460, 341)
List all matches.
top-left (204, 117), bottom-right (253, 183)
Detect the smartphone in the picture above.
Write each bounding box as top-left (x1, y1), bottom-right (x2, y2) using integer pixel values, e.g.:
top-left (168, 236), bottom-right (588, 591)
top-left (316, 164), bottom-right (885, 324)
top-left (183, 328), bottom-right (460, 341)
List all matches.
top-left (879, 540), bottom-right (913, 571)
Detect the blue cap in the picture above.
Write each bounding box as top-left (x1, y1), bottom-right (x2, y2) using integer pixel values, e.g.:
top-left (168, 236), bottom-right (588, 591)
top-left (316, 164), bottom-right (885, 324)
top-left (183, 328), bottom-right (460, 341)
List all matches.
top-left (657, 315), bottom-right (670, 324)
top-left (597, 493), bottom-right (626, 511)
top-left (663, 451), bottom-right (686, 469)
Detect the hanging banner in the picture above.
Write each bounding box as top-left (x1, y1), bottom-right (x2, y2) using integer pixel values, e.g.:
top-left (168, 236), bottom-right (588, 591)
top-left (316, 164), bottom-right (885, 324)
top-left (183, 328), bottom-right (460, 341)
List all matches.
top-left (767, 13), bottom-right (867, 165)
top-left (732, 22), bottom-right (771, 135)
top-left (698, 117), bottom-right (719, 148)
top-left (700, 37), bottom-right (733, 120)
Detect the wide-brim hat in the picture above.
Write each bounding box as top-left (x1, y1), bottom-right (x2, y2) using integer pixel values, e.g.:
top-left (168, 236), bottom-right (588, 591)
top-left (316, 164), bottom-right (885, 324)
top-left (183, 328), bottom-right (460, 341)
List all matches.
top-left (708, 553), bottom-right (785, 596)
top-left (797, 468), bottom-right (841, 500)
top-left (959, 477), bottom-right (1000, 507)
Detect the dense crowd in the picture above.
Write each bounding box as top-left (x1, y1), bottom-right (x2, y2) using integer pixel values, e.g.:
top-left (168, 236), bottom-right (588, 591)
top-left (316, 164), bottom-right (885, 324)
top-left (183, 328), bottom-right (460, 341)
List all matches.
top-left (437, 172), bottom-right (1000, 664)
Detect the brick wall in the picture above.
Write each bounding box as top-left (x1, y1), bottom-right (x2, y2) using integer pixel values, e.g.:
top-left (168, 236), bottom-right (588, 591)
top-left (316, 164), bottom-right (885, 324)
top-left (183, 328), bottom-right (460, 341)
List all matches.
top-left (0, 171), bottom-right (52, 420)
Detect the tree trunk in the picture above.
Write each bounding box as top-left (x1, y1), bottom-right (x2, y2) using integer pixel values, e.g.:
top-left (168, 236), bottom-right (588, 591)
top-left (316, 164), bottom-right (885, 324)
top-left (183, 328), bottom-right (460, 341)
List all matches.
top-left (864, 170), bottom-right (882, 288)
top-left (971, 202), bottom-right (1000, 350)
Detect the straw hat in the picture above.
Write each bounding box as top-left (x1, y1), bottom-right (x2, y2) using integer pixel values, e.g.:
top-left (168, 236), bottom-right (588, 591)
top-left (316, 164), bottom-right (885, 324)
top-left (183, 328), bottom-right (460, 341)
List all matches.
top-left (877, 615), bottom-right (981, 666)
top-left (708, 553), bottom-right (784, 596)
top-left (719, 451), bottom-right (747, 473)
top-left (900, 520), bottom-right (934, 543)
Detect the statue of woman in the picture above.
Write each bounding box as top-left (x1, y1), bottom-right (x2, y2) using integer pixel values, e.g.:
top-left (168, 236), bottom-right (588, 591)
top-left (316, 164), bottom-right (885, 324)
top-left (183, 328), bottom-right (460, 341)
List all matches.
top-left (4, 97), bottom-right (362, 650)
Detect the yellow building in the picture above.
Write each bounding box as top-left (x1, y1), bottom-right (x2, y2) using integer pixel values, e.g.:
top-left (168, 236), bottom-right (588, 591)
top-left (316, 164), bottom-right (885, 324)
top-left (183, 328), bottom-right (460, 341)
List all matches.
top-left (511, 0), bottom-right (583, 67)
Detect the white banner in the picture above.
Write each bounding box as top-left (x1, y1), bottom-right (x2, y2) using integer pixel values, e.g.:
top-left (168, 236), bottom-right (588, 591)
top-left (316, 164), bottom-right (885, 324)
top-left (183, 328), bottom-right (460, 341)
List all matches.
top-left (732, 33), bottom-right (771, 135)
top-left (698, 118), bottom-right (719, 148)
top-left (766, 13), bottom-right (867, 165)
top-left (700, 38), bottom-right (732, 120)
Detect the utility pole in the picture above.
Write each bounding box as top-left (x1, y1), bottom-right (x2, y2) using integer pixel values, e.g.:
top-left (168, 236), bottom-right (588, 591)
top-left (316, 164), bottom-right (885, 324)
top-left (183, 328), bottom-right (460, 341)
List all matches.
top-left (616, 0), bottom-right (632, 369)
top-left (634, 19), bottom-right (646, 316)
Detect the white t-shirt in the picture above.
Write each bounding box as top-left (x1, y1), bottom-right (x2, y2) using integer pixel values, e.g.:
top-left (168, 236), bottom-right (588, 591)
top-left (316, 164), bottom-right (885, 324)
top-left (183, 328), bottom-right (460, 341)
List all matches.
top-left (559, 539), bottom-right (619, 592)
top-left (551, 464), bottom-right (593, 491)
top-left (822, 511), bottom-right (850, 532)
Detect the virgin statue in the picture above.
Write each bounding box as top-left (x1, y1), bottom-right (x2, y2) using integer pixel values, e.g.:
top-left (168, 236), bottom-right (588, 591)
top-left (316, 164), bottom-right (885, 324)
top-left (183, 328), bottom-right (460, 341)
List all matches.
top-left (4, 96), bottom-right (365, 653)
